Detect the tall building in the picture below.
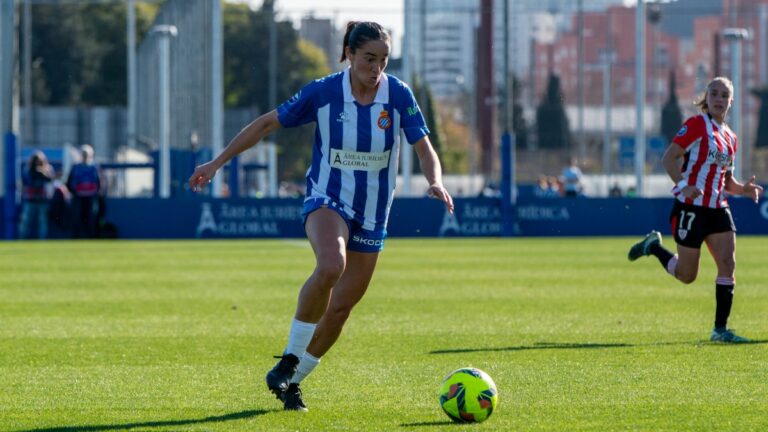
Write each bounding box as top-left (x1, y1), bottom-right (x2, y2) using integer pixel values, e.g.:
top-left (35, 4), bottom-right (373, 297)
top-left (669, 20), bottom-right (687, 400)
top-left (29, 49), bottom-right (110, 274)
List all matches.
top-left (403, 0), bottom-right (477, 99)
top-left (403, 0), bottom-right (626, 100)
top-left (300, 15), bottom-right (343, 72)
top-left (531, 5), bottom-right (685, 107)
top-left (531, 0), bottom-right (768, 120)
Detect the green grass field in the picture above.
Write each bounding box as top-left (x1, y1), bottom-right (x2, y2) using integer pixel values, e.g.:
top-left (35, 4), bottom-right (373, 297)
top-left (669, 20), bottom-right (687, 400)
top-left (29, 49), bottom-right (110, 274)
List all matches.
top-left (2, 237), bottom-right (767, 431)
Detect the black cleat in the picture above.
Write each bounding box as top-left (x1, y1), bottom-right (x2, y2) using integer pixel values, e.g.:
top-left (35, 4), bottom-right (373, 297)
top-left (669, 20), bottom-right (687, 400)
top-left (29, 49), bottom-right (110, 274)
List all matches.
top-left (628, 231), bottom-right (662, 261)
top-left (265, 354), bottom-right (299, 400)
top-left (283, 383), bottom-right (308, 411)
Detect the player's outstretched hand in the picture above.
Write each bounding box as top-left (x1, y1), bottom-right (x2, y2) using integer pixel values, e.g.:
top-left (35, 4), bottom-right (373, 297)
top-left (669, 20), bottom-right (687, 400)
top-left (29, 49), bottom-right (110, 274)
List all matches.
top-left (743, 175), bottom-right (764, 203)
top-left (188, 161), bottom-right (217, 192)
top-left (427, 184), bottom-right (454, 214)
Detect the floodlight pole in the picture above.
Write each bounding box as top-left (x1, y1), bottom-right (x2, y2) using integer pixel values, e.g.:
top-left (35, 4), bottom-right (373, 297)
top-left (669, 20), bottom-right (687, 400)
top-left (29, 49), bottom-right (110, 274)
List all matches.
top-left (500, 0), bottom-right (516, 237)
top-left (761, 6), bottom-right (768, 85)
top-left (634, 0), bottom-right (646, 197)
top-left (1, 0), bottom-right (18, 239)
top-left (211, 0), bottom-right (223, 197)
top-left (576, 0), bottom-right (585, 164)
top-left (151, 25), bottom-right (177, 199)
top-left (401, 0), bottom-right (413, 196)
top-left (267, 0), bottom-right (277, 110)
top-left (0, 0), bottom-right (15, 136)
top-left (602, 51), bottom-right (612, 176)
top-left (127, 0), bottom-right (136, 150)
top-left (22, 0), bottom-right (31, 149)
top-left (722, 28), bottom-right (749, 181)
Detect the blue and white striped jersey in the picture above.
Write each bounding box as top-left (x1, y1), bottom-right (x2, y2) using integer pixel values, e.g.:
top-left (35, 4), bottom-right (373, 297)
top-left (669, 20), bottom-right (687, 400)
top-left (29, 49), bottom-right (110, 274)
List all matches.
top-left (277, 68), bottom-right (429, 232)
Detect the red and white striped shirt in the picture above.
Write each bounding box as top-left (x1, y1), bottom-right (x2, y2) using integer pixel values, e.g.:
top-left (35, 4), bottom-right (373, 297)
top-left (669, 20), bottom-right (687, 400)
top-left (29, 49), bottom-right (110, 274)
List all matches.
top-left (671, 114), bottom-right (737, 209)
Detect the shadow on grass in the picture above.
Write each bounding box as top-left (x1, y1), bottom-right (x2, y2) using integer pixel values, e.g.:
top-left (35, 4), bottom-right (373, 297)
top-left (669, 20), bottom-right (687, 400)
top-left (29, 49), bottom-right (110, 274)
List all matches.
top-left (400, 420), bottom-right (457, 427)
top-left (16, 409), bottom-right (271, 432)
top-left (430, 339), bottom-right (768, 354)
top-left (431, 341), bottom-right (631, 354)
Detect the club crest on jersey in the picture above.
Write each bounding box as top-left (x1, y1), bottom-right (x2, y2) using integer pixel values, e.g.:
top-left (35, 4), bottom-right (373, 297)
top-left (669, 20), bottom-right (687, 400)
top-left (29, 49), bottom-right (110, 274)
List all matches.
top-left (676, 125), bottom-right (687, 136)
top-left (377, 110), bottom-right (392, 129)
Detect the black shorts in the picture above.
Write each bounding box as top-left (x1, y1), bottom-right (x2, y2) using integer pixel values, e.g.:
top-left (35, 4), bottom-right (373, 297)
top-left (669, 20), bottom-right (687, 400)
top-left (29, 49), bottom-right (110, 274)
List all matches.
top-left (669, 200), bottom-right (736, 249)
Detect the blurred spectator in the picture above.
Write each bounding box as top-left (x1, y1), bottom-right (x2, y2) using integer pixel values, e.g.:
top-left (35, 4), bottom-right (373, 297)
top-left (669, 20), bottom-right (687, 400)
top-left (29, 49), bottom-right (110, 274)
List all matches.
top-left (609, 183), bottom-right (623, 197)
top-left (547, 176), bottom-right (562, 197)
top-left (19, 151), bottom-right (55, 239)
top-left (534, 175), bottom-right (560, 198)
top-left (479, 182), bottom-right (501, 198)
top-left (66, 144), bottom-right (104, 238)
top-left (534, 175), bottom-right (549, 198)
top-left (278, 181), bottom-right (304, 198)
top-left (560, 157), bottom-right (584, 197)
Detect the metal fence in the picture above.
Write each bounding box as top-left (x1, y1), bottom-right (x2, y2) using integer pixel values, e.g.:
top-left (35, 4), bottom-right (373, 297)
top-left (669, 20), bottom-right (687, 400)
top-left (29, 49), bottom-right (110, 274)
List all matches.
top-left (137, 0), bottom-right (216, 152)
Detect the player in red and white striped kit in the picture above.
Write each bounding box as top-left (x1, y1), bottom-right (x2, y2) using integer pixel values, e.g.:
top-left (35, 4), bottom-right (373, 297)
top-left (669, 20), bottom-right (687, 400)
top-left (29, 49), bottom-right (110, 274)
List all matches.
top-left (628, 76), bottom-right (763, 343)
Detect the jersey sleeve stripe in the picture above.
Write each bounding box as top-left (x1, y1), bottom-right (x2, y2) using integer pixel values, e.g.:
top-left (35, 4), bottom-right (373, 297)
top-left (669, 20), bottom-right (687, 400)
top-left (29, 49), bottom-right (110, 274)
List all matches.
top-left (314, 104), bottom-right (333, 197)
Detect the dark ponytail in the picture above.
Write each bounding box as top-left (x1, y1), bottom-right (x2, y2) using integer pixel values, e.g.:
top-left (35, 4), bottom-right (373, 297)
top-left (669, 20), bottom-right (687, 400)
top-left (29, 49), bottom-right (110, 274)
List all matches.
top-left (339, 21), bottom-right (390, 62)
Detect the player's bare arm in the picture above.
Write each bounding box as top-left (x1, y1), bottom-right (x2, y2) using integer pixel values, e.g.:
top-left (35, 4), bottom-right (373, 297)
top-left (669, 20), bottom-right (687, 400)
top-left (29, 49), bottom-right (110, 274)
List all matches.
top-left (188, 110), bottom-right (282, 191)
top-left (662, 143), bottom-right (701, 199)
top-left (413, 136), bottom-right (454, 214)
top-left (725, 173), bottom-right (763, 203)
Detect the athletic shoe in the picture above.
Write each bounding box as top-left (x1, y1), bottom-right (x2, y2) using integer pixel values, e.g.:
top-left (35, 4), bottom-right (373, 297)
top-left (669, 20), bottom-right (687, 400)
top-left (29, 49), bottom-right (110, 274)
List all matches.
top-left (628, 231), bottom-right (662, 261)
top-left (283, 383), bottom-right (308, 411)
top-left (265, 354), bottom-right (300, 400)
top-left (710, 328), bottom-right (751, 343)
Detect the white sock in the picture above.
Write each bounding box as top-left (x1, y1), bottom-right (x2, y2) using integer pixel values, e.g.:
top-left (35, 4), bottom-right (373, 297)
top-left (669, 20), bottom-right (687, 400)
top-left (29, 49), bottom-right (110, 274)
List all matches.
top-left (666, 255), bottom-right (678, 276)
top-left (290, 352), bottom-right (320, 384)
top-left (285, 318), bottom-right (317, 358)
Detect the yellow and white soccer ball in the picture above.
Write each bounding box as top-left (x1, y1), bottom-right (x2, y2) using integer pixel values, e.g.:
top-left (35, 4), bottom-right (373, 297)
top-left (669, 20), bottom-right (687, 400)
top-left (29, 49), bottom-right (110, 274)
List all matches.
top-left (438, 367), bottom-right (498, 423)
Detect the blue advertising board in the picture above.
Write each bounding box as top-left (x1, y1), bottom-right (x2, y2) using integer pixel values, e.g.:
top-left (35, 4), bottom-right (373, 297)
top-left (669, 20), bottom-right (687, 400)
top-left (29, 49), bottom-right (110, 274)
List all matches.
top-left (97, 196), bottom-right (768, 239)
top-left (3, 196), bottom-right (766, 239)
top-left (105, 198), bottom-right (306, 239)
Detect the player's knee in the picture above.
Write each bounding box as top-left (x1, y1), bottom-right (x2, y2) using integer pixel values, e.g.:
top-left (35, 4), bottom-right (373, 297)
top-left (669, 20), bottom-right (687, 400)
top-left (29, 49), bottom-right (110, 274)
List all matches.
top-left (717, 256), bottom-right (735, 274)
top-left (677, 271), bottom-right (697, 284)
top-left (314, 258), bottom-right (345, 286)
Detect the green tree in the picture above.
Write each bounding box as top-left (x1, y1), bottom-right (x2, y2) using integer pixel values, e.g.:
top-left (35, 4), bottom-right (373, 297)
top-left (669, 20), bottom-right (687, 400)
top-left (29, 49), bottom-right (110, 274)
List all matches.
top-left (222, 1), bottom-right (330, 181)
top-left (28, 3), bottom-right (156, 105)
top-left (222, 2), bottom-right (329, 111)
top-left (27, 1), bottom-right (331, 182)
top-left (409, 75), bottom-right (444, 174)
top-left (536, 74), bottom-right (570, 149)
top-left (437, 112), bottom-right (470, 174)
top-left (661, 69), bottom-right (683, 145)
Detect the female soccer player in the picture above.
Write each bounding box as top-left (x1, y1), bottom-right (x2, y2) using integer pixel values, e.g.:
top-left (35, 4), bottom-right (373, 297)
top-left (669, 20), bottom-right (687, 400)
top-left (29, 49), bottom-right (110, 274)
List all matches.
top-left (628, 76), bottom-right (763, 343)
top-left (189, 21), bottom-right (453, 410)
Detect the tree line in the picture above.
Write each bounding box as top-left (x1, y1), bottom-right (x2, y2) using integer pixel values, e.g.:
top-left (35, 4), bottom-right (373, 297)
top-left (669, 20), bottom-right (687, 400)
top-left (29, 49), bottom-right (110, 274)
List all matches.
top-left (23, 1), bottom-right (330, 180)
top-left (24, 1), bottom-right (328, 110)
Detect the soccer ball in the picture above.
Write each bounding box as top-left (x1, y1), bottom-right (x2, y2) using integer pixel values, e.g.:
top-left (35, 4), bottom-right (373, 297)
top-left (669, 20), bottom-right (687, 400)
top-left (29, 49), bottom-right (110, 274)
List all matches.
top-left (438, 367), bottom-right (498, 423)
